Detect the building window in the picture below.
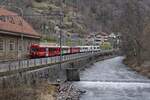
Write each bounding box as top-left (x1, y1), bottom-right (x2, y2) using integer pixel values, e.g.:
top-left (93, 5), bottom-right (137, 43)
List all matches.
top-left (9, 40), bottom-right (15, 51)
top-left (8, 16), bottom-right (15, 24)
top-left (18, 41), bottom-right (22, 51)
top-left (0, 16), bottom-right (6, 22)
top-left (0, 38), bottom-right (4, 51)
top-left (18, 19), bottom-right (23, 26)
top-left (27, 41), bottom-right (32, 51)
top-left (24, 41), bottom-right (28, 52)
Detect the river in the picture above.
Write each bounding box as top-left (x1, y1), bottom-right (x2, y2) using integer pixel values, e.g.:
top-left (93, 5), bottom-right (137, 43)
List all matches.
top-left (73, 56), bottom-right (150, 100)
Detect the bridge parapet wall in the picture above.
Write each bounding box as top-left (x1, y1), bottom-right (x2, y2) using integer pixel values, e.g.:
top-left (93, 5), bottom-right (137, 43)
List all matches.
top-left (0, 50), bottom-right (117, 87)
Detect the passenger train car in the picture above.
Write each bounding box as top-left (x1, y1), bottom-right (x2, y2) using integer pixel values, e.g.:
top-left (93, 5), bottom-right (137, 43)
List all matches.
top-left (30, 44), bottom-right (101, 58)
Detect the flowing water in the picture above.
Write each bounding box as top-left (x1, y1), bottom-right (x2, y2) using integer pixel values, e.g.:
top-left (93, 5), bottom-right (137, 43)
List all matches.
top-left (73, 56), bottom-right (150, 100)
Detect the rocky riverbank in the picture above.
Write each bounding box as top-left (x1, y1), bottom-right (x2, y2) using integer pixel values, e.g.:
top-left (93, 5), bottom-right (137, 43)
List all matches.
top-left (55, 82), bottom-right (84, 100)
top-left (0, 81), bottom-right (83, 100)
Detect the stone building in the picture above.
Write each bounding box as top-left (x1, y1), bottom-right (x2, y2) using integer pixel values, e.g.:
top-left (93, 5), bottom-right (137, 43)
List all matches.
top-left (0, 8), bottom-right (40, 60)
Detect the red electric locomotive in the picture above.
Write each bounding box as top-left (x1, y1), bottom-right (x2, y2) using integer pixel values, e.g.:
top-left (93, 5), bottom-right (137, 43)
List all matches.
top-left (30, 44), bottom-right (61, 58)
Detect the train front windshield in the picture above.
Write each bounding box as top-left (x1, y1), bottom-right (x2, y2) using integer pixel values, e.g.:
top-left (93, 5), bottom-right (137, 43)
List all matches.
top-left (31, 48), bottom-right (38, 52)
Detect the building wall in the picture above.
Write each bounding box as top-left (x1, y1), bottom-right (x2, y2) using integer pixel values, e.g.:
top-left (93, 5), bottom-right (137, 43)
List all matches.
top-left (0, 34), bottom-right (39, 61)
top-left (86, 35), bottom-right (102, 46)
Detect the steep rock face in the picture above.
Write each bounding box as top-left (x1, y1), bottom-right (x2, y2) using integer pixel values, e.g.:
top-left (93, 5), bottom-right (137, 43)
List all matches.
top-left (2, 0), bottom-right (150, 33)
top-left (1, 0), bottom-right (87, 36)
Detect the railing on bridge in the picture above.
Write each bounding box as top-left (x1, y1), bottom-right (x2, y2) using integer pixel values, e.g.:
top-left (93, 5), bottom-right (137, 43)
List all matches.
top-left (0, 50), bottom-right (115, 76)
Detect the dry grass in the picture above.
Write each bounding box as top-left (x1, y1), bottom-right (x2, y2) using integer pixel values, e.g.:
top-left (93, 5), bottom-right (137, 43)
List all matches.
top-left (0, 81), bottom-right (57, 100)
top-left (123, 57), bottom-right (150, 78)
top-left (0, 87), bottom-right (38, 100)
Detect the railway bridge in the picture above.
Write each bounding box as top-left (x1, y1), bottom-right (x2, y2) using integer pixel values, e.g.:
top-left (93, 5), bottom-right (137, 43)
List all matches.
top-left (0, 50), bottom-right (117, 86)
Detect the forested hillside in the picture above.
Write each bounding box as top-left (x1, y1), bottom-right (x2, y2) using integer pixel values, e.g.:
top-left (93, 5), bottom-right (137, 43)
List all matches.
top-left (1, 0), bottom-right (150, 70)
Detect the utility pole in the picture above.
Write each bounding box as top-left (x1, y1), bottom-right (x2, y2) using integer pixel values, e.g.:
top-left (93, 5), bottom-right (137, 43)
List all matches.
top-left (59, 0), bottom-right (64, 70)
top-left (59, 16), bottom-right (62, 70)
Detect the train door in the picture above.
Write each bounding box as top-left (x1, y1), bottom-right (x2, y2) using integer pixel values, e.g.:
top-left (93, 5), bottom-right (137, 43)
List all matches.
top-left (38, 47), bottom-right (46, 57)
top-left (62, 47), bottom-right (65, 55)
top-left (49, 48), bottom-right (56, 56)
top-left (46, 48), bottom-right (49, 57)
top-left (67, 48), bottom-right (70, 54)
top-left (55, 47), bottom-right (61, 56)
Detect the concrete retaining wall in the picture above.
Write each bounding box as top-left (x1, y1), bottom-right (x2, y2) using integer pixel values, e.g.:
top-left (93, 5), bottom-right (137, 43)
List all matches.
top-left (0, 53), bottom-right (116, 88)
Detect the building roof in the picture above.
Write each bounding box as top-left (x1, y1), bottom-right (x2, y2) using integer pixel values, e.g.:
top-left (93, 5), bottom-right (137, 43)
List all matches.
top-left (97, 32), bottom-right (108, 36)
top-left (0, 8), bottom-right (40, 38)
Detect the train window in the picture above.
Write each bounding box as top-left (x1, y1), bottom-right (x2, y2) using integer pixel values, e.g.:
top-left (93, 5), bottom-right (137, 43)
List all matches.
top-left (49, 48), bottom-right (56, 51)
top-left (64, 48), bottom-right (68, 50)
top-left (46, 48), bottom-right (49, 51)
top-left (31, 48), bottom-right (38, 52)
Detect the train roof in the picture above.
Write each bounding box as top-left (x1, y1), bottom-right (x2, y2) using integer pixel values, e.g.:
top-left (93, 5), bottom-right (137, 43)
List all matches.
top-left (31, 44), bottom-right (70, 48)
top-left (76, 46), bottom-right (100, 47)
top-left (31, 44), bottom-right (100, 48)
